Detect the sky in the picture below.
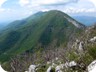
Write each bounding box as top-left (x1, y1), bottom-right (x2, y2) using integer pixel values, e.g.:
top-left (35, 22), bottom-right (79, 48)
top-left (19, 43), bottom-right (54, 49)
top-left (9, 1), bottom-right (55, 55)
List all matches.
top-left (0, 0), bottom-right (96, 23)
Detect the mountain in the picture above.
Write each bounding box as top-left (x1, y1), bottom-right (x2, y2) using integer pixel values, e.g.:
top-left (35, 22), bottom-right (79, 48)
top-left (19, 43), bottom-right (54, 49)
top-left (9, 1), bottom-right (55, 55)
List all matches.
top-left (73, 16), bottom-right (96, 26)
top-left (0, 10), bottom-right (85, 63)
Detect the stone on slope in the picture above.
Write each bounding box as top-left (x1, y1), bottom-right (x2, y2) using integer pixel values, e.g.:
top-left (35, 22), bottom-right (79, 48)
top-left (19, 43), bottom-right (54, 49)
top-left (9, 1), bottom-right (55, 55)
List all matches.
top-left (0, 65), bottom-right (7, 72)
top-left (88, 60), bottom-right (96, 72)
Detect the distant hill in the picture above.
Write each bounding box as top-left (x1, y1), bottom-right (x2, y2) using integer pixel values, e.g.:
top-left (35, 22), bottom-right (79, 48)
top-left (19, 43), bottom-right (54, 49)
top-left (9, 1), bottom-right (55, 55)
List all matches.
top-left (0, 10), bottom-right (85, 62)
top-left (73, 16), bottom-right (96, 26)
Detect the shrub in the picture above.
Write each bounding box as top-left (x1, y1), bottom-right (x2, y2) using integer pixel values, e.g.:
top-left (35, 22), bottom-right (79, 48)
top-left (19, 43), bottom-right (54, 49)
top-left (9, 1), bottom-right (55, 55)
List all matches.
top-left (88, 45), bottom-right (96, 59)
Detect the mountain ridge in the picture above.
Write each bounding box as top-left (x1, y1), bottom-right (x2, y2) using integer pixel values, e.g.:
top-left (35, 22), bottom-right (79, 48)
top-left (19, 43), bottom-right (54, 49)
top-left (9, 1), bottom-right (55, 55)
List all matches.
top-left (0, 10), bottom-right (85, 63)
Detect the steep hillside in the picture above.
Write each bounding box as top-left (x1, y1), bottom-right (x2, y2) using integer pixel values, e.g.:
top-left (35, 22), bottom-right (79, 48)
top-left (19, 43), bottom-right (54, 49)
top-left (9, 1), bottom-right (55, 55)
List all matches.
top-left (0, 10), bottom-right (85, 63)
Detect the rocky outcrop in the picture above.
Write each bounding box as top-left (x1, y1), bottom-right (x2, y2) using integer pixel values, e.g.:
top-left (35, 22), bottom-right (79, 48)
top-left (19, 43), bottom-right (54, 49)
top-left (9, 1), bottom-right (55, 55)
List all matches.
top-left (87, 60), bottom-right (96, 72)
top-left (25, 60), bottom-right (79, 72)
top-left (46, 66), bottom-right (54, 72)
top-left (64, 16), bottom-right (85, 29)
top-left (68, 61), bottom-right (77, 67)
top-left (89, 36), bottom-right (96, 43)
top-left (78, 41), bottom-right (84, 52)
top-left (0, 65), bottom-right (7, 72)
top-left (72, 39), bottom-right (84, 54)
top-left (25, 65), bottom-right (38, 72)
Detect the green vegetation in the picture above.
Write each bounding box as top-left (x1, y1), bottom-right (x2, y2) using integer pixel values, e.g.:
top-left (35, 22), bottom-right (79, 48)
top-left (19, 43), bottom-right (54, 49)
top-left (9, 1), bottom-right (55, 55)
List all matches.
top-left (0, 31), bottom-right (21, 54)
top-left (0, 10), bottom-right (85, 63)
top-left (88, 45), bottom-right (96, 59)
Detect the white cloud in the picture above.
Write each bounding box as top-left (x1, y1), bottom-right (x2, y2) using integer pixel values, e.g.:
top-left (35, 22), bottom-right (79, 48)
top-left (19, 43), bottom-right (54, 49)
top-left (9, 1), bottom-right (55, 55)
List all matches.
top-left (41, 0), bottom-right (57, 4)
top-left (0, 8), bottom-right (5, 12)
top-left (86, 8), bottom-right (96, 12)
top-left (61, 0), bottom-right (96, 14)
top-left (19, 0), bottom-right (30, 7)
top-left (27, 0), bottom-right (57, 7)
top-left (63, 7), bottom-right (96, 14)
top-left (0, 0), bottom-right (7, 13)
top-left (40, 0), bottom-right (71, 5)
top-left (63, 8), bottom-right (85, 13)
top-left (19, 0), bottom-right (78, 8)
top-left (18, 0), bottom-right (96, 14)
top-left (41, 9), bottom-right (51, 12)
top-left (89, 0), bottom-right (96, 7)
top-left (0, 0), bottom-right (7, 7)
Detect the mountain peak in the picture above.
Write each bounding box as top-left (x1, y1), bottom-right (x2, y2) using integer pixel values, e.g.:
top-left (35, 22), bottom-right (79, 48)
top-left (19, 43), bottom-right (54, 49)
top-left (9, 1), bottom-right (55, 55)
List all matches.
top-left (47, 10), bottom-right (64, 13)
top-left (46, 10), bottom-right (67, 16)
top-left (45, 10), bottom-right (85, 29)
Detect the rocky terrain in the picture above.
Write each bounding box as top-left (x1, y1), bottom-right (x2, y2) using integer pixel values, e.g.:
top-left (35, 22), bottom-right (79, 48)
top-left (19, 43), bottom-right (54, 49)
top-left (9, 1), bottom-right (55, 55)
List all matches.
top-left (3, 24), bottom-right (95, 72)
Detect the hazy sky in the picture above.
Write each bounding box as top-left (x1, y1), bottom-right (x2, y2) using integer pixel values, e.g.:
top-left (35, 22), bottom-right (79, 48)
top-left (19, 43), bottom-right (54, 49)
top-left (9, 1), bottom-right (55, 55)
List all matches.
top-left (0, 0), bottom-right (96, 23)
